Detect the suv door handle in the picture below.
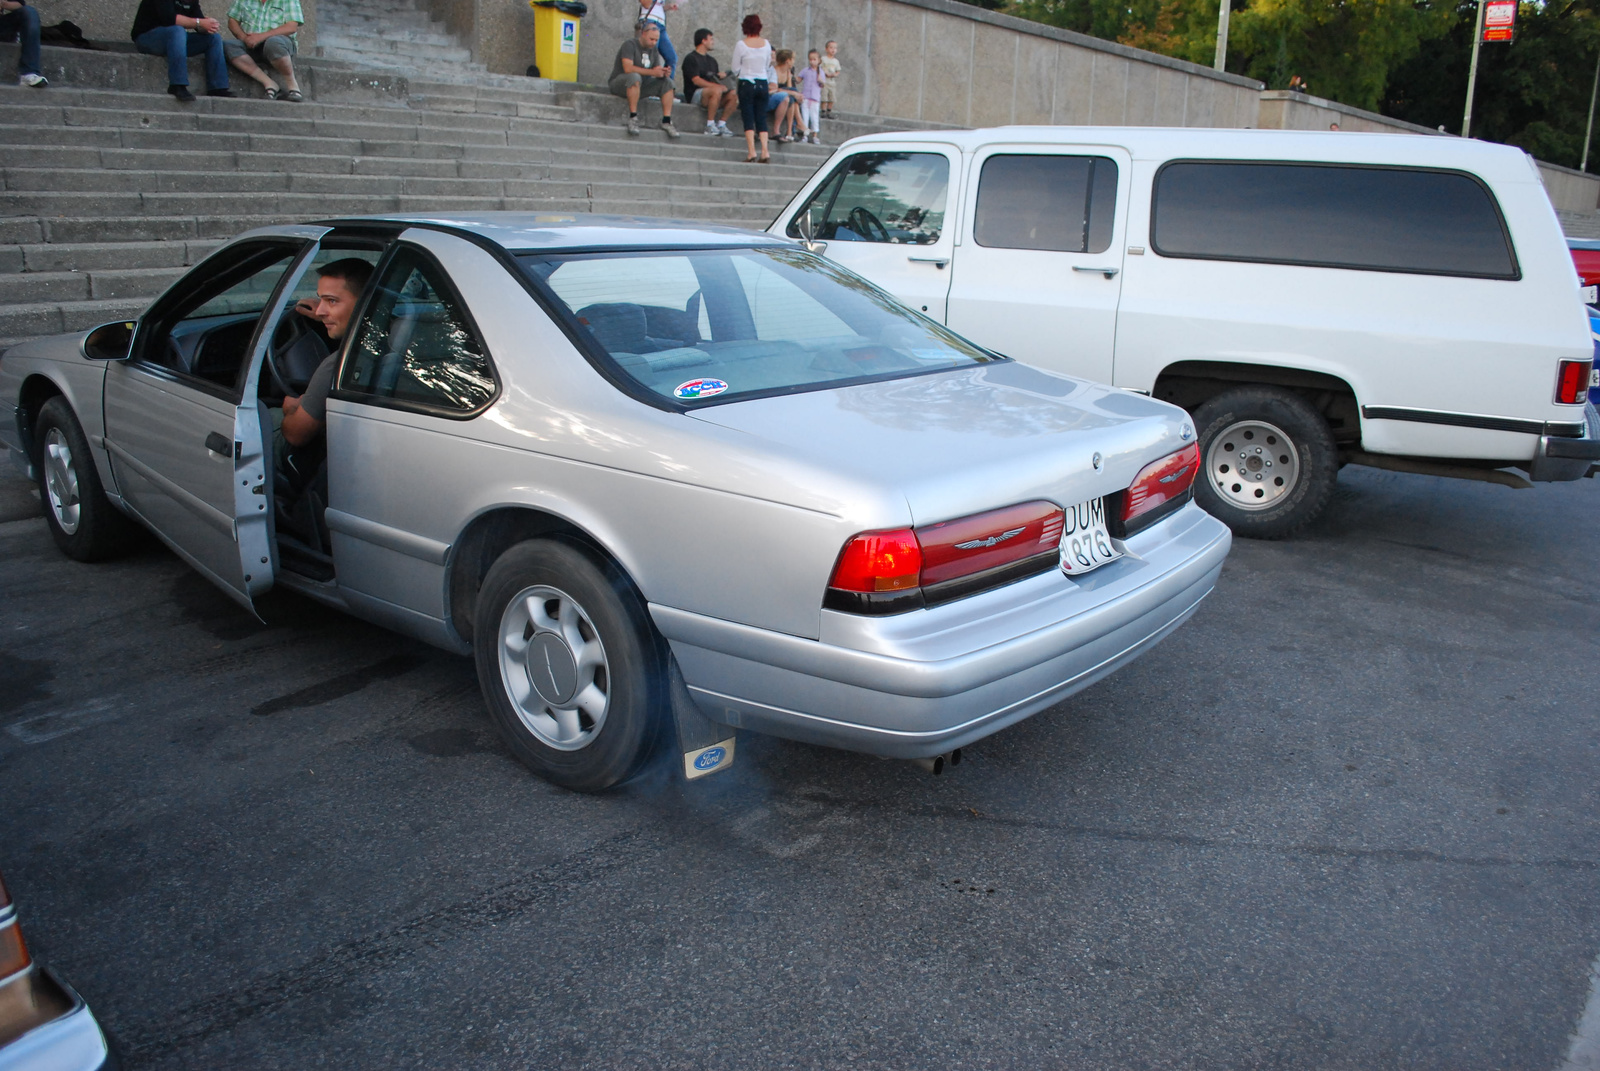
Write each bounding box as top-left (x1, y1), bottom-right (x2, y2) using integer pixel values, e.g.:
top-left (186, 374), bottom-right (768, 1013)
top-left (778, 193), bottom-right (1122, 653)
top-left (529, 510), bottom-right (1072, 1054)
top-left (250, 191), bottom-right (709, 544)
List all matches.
top-left (205, 431), bottom-right (235, 458)
top-left (1072, 266), bottom-right (1121, 278)
top-left (908, 256), bottom-right (949, 268)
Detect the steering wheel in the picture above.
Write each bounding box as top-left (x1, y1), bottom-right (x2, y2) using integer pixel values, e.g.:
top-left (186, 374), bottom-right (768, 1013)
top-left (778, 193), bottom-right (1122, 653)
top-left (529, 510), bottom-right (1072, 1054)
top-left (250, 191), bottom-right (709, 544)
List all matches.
top-left (263, 304), bottom-right (310, 397)
top-left (847, 206), bottom-right (891, 243)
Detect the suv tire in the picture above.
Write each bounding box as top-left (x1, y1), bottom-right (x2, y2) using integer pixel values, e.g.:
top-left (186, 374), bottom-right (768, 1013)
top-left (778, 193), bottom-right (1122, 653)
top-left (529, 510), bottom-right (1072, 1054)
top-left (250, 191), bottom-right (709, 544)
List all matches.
top-left (473, 539), bottom-right (665, 792)
top-left (1192, 386), bottom-right (1337, 539)
top-left (34, 397), bottom-right (137, 561)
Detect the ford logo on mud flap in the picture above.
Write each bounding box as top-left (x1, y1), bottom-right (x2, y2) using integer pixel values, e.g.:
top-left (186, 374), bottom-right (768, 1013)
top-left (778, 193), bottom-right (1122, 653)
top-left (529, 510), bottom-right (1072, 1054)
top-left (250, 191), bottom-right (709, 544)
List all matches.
top-left (694, 747), bottom-right (727, 771)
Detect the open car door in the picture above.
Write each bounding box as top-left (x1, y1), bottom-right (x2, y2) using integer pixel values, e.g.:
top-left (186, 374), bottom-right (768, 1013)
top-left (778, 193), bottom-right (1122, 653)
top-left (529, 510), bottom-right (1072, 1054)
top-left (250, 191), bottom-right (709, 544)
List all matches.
top-left (101, 226), bottom-right (330, 611)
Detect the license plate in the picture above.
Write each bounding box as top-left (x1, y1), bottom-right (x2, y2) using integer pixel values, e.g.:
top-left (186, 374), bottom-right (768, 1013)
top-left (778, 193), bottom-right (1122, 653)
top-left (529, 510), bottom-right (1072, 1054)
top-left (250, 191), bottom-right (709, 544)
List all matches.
top-left (1059, 498), bottom-right (1122, 576)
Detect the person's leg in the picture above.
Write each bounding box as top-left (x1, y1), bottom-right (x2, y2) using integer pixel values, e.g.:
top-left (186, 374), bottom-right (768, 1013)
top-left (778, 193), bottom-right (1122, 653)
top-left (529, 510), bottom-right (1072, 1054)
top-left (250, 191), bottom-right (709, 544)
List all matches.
top-left (718, 86), bottom-right (738, 124)
top-left (188, 30), bottom-right (229, 91)
top-left (753, 82), bottom-right (770, 160)
top-left (610, 72), bottom-right (642, 131)
top-left (659, 85), bottom-right (672, 120)
top-left (264, 36), bottom-right (299, 93)
top-left (226, 40), bottom-right (277, 91)
top-left (137, 25), bottom-right (191, 88)
top-left (738, 81), bottom-right (756, 159)
top-left (653, 22), bottom-right (677, 76)
top-left (4, 5), bottom-right (42, 79)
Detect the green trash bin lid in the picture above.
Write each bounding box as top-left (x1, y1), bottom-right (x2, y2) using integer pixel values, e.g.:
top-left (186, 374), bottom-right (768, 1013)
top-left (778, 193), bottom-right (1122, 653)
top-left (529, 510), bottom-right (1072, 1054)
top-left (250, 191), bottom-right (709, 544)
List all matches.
top-left (530, 0), bottom-right (588, 14)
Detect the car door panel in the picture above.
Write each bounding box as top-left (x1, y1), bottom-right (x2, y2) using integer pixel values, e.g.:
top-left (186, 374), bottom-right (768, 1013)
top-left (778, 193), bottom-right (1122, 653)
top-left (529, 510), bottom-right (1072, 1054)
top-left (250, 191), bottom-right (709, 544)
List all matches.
top-left (945, 145), bottom-right (1132, 386)
top-left (102, 234), bottom-right (324, 608)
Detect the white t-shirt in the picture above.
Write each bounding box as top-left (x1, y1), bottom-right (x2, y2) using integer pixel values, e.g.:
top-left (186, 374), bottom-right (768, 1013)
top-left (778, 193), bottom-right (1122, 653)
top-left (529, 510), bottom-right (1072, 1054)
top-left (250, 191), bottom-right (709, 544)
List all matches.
top-left (637, 1), bottom-right (671, 23)
top-left (731, 39), bottom-right (772, 82)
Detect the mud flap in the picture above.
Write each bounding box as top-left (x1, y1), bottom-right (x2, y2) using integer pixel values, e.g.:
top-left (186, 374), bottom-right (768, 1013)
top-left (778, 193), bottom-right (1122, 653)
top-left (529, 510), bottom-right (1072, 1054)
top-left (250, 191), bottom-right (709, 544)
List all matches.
top-left (668, 657), bottom-right (736, 780)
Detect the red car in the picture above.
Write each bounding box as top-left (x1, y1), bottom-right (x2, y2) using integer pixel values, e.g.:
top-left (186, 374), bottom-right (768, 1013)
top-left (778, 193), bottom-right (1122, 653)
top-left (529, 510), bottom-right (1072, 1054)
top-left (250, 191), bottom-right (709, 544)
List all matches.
top-left (0, 870), bottom-right (112, 1070)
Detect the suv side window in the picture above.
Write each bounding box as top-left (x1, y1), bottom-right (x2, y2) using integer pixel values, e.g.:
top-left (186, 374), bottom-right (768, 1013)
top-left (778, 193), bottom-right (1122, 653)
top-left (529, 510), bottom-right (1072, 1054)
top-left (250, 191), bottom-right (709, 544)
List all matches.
top-left (340, 247), bottom-right (497, 414)
top-left (974, 154), bottom-right (1119, 254)
top-left (1151, 161), bottom-right (1518, 279)
top-left (787, 152), bottom-right (949, 246)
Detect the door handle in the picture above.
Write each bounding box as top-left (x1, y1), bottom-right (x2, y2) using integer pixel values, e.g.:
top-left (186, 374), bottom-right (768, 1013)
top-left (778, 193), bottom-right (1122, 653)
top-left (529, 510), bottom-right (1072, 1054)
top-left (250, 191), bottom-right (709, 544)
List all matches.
top-left (1072, 266), bottom-right (1121, 278)
top-left (205, 431), bottom-right (235, 458)
top-left (908, 256), bottom-right (949, 269)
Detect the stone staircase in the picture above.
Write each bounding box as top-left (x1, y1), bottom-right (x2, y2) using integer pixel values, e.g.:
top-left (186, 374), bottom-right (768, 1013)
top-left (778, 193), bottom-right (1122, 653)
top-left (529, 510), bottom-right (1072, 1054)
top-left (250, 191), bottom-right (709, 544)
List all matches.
top-left (315, 0), bottom-right (486, 78)
top-left (0, 42), bottom-right (944, 353)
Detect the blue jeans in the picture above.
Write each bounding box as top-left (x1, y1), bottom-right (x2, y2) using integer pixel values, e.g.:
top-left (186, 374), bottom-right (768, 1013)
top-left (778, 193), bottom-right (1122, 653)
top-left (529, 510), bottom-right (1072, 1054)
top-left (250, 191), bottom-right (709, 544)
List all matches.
top-left (644, 19), bottom-right (676, 76)
top-left (135, 25), bottom-right (228, 90)
top-left (0, 4), bottom-right (42, 77)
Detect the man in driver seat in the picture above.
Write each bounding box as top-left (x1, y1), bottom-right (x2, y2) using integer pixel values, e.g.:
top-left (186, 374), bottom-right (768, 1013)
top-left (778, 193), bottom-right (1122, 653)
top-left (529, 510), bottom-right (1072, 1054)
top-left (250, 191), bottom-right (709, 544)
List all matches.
top-left (275, 257), bottom-right (372, 466)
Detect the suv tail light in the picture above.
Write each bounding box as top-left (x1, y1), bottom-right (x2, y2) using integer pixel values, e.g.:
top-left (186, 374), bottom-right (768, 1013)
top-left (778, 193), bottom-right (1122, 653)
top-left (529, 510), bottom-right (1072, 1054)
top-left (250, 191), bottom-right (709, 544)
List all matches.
top-left (0, 871), bottom-right (31, 982)
top-left (826, 501), bottom-right (1065, 614)
top-left (1117, 443), bottom-right (1200, 536)
top-left (1557, 359), bottom-right (1593, 405)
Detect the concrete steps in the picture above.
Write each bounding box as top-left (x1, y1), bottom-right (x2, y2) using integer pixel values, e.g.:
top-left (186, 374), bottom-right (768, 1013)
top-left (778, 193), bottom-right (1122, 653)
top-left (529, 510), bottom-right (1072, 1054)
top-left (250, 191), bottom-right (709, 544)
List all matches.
top-left (315, 0), bottom-right (488, 75)
top-left (0, 37), bottom-right (946, 351)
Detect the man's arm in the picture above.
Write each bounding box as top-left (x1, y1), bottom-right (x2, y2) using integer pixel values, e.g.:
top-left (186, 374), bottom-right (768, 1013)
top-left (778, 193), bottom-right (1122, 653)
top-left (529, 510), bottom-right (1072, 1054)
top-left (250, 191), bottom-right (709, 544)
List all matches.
top-left (0, 2), bottom-right (27, 13)
top-left (621, 55), bottom-right (669, 77)
top-left (280, 403), bottom-right (322, 447)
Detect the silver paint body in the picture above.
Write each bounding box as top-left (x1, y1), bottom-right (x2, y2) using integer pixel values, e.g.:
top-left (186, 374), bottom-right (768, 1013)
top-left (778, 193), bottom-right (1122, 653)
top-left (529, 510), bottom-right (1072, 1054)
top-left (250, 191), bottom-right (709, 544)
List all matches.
top-left (1, 215), bottom-right (1231, 758)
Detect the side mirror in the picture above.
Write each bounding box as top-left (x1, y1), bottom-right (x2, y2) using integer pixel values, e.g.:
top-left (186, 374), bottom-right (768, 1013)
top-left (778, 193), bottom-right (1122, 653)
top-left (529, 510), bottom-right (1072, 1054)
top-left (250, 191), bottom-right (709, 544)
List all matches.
top-left (796, 212), bottom-right (827, 256)
top-left (83, 321), bottom-right (135, 362)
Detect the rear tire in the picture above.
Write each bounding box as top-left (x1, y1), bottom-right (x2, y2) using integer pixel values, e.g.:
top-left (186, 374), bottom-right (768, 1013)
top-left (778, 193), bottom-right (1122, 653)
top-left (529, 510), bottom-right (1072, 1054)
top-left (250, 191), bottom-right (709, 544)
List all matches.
top-left (1192, 386), bottom-right (1337, 540)
top-left (473, 539), bottom-right (665, 792)
top-left (33, 397), bottom-right (136, 562)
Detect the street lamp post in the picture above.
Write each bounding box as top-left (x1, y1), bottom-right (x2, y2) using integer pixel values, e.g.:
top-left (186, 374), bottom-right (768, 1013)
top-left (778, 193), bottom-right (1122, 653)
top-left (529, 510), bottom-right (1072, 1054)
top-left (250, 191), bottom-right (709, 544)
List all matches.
top-left (1583, 48), bottom-right (1600, 171)
top-left (1462, 0), bottom-right (1486, 137)
top-left (1214, 0), bottom-right (1230, 72)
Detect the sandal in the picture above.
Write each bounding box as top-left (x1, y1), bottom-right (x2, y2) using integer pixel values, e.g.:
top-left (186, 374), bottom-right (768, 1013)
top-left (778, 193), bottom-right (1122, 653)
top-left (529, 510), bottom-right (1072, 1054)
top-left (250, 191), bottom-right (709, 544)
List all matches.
top-left (745, 154), bottom-right (757, 163)
top-left (284, 89), bottom-right (303, 103)
top-left (263, 86), bottom-right (280, 100)
top-left (758, 155), bottom-right (771, 164)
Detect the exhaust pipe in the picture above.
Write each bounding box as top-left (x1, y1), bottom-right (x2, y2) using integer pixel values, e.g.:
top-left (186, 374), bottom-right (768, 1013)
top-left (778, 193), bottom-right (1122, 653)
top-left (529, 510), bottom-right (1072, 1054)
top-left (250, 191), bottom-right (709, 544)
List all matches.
top-left (910, 749), bottom-right (962, 775)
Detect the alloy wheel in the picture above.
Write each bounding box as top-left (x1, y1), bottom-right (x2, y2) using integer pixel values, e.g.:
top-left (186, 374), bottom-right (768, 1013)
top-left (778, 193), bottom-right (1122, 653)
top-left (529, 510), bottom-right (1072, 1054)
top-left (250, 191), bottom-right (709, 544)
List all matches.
top-left (496, 584), bottom-right (610, 751)
top-left (42, 428), bottom-right (82, 535)
top-left (1205, 419), bottom-right (1301, 511)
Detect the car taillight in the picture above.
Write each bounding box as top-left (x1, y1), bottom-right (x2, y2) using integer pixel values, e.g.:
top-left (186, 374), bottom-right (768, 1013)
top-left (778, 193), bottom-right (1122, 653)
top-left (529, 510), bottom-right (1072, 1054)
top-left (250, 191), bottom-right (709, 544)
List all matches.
top-left (826, 502), bottom-right (1066, 613)
top-left (828, 528), bottom-right (922, 592)
top-left (917, 501), bottom-right (1064, 585)
top-left (1121, 443), bottom-right (1200, 531)
top-left (1557, 359), bottom-right (1592, 404)
top-left (0, 872), bottom-right (30, 981)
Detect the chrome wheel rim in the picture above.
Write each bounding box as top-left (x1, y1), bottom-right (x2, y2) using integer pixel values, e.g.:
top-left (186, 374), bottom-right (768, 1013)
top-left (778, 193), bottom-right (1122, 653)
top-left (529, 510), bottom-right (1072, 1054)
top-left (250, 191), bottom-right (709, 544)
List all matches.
top-left (1206, 419), bottom-right (1300, 512)
top-left (497, 584), bottom-right (609, 751)
top-left (42, 428), bottom-right (82, 535)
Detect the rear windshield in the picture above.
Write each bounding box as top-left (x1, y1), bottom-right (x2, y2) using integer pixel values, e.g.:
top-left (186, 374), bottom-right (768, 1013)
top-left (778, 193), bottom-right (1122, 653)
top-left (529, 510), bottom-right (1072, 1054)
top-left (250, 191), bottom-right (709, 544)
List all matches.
top-left (518, 246), bottom-right (997, 406)
top-left (1151, 161), bottom-right (1518, 279)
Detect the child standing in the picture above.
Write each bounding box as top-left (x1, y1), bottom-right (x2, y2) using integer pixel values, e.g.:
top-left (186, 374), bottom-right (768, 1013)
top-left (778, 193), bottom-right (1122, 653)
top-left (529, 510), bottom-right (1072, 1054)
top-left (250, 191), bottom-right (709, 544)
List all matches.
top-left (819, 40), bottom-right (841, 119)
top-left (797, 50), bottom-right (825, 144)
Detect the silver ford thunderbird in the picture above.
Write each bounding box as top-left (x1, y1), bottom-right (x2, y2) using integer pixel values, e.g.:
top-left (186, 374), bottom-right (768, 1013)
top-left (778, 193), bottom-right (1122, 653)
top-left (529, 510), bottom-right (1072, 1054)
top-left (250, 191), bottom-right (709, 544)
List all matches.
top-left (1, 215), bottom-right (1230, 791)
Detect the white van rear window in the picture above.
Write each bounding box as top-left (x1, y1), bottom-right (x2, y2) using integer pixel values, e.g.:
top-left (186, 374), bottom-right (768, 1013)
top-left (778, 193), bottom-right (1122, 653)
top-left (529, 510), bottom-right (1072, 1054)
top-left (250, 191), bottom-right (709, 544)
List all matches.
top-left (1151, 161), bottom-right (1518, 280)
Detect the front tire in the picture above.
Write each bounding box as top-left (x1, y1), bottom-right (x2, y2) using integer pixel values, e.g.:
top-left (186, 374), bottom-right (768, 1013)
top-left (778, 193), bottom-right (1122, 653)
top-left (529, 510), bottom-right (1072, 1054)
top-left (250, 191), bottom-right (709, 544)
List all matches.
top-left (1192, 386), bottom-right (1337, 539)
top-left (473, 539), bottom-right (665, 792)
top-left (34, 397), bottom-right (136, 561)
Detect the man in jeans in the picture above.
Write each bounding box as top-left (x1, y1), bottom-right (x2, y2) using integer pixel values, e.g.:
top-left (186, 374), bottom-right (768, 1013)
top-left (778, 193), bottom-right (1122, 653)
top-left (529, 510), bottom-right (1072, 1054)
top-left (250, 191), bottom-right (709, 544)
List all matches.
top-left (0, 0), bottom-right (46, 87)
top-left (609, 19), bottom-right (679, 139)
top-left (223, 0), bottom-right (303, 101)
top-left (131, 0), bottom-right (234, 102)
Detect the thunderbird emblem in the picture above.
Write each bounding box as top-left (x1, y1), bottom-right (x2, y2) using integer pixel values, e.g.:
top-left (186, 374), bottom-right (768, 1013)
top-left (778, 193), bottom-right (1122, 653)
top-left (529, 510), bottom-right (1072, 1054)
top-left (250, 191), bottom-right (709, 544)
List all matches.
top-left (954, 526), bottom-right (1026, 550)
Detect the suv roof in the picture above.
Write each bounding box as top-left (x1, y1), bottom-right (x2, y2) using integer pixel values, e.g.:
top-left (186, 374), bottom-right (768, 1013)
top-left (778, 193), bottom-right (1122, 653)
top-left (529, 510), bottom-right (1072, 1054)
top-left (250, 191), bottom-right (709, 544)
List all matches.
top-left (313, 213), bottom-right (793, 252)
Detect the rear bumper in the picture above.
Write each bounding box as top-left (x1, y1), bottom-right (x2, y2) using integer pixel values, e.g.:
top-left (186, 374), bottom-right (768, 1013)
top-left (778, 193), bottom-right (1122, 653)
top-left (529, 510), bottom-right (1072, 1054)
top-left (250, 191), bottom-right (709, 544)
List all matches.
top-left (1529, 402), bottom-right (1600, 481)
top-left (0, 969), bottom-right (113, 1071)
top-left (654, 503), bottom-right (1231, 758)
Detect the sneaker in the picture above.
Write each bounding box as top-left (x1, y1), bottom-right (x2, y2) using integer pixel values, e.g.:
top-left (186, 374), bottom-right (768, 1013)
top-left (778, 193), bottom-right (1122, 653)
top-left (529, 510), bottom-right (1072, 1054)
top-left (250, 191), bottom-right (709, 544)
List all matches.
top-left (626, 115), bottom-right (640, 136)
top-left (662, 121), bottom-right (681, 140)
top-left (718, 121), bottom-right (733, 136)
top-left (704, 120), bottom-right (718, 135)
top-left (18, 73), bottom-right (47, 88)
top-left (808, 133), bottom-right (820, 145)
top-left (168, 84), bottom-right (196, 103)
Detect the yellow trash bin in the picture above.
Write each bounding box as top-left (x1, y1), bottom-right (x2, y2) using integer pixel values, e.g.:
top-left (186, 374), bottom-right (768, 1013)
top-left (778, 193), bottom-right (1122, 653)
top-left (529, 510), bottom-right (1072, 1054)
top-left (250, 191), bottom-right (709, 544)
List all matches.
top-left (529, 0), bottom-right (586, 82)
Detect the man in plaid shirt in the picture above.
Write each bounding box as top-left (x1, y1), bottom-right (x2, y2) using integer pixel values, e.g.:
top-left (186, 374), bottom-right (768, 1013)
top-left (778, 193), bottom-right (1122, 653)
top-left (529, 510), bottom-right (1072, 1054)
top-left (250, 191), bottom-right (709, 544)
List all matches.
top-left (223, 0), bottom-right (303, 101)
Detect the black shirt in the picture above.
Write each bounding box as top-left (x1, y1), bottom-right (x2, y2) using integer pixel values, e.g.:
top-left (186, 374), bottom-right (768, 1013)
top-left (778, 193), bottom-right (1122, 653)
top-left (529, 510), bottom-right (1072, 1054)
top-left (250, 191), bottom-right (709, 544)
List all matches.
top-left (681, 50), bottom-right (722, 98)
top-left (132, 0), bottom-right (206, 41)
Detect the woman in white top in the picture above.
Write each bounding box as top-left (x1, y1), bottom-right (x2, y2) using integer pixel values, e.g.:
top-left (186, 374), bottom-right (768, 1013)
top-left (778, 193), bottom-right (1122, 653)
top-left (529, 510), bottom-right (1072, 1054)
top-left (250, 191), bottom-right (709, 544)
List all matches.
top-left (731, 14), bottom-right (772, 163)
top-left (636, 0), bottom-right (680, 76)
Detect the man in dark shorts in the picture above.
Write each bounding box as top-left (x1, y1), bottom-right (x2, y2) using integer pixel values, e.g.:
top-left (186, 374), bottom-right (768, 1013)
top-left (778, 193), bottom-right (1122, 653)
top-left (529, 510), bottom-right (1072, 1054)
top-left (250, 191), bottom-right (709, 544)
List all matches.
top-left (681, 29), bottom-right (736, 136)
top-left (609, 19), bottom-right (679, 139)
top-left (275, 258), bottom-right (372, 471)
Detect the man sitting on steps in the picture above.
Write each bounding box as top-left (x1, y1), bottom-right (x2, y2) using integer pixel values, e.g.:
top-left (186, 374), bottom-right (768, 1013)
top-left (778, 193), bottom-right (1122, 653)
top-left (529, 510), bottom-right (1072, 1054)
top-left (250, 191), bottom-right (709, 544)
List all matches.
top-left (131, 0), bottom-right (235, 102)
top-left (681, 28), bottom-right (736, 136)
top-left (0, 0), bottom-right (47, 87)
top-left (609, 19), bottom-right (680, 139)
top-left (223, 0), bottom-right (303, 102)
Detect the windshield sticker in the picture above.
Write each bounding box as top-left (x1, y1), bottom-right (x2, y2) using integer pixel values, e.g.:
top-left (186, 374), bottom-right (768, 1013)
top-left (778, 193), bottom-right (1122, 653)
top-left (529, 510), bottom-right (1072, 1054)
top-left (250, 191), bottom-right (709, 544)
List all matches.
top-left (674, 378), bottom-right (729, 400)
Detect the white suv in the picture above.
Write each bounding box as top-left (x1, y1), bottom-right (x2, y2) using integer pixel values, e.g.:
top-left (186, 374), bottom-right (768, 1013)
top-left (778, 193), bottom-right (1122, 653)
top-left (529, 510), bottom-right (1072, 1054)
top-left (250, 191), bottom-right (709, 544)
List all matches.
top-left (771, 128), bottom-right (1600, 536)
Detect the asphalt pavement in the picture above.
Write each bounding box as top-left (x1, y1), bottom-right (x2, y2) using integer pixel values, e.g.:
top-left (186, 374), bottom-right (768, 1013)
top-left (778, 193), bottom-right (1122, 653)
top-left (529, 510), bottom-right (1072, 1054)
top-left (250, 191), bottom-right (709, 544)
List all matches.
top-left (1, 463), bottom-right (1597, 1070)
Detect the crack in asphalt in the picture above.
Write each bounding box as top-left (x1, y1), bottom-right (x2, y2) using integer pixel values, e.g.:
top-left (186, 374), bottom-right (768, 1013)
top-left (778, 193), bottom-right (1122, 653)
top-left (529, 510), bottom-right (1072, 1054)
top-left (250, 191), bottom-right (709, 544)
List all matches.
top-left (115, 827), bottom-right (650, 1064)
